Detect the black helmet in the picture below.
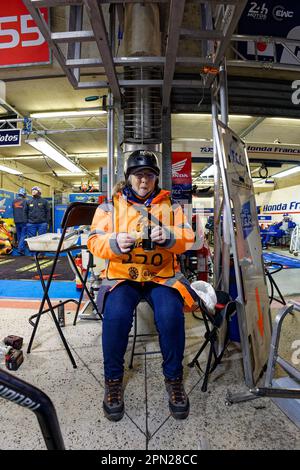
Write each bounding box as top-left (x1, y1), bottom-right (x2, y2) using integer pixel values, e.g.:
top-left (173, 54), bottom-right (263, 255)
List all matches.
top-left (125, 150), bottom-right (160, 179)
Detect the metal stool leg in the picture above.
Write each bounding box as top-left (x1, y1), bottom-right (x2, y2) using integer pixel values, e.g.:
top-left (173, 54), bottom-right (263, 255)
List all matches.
top-left (72, 253), bottom-right (90, 326)
top-left (27, 252), bottom-right (58, 353)
top-left (27, 253), bottom-right (77, 368)
top-left (68, 252), bottom-right (102, 325)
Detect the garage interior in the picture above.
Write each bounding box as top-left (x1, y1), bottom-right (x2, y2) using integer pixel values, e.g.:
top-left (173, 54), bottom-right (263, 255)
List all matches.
top-left (0, 0), bottom-right (300, 451)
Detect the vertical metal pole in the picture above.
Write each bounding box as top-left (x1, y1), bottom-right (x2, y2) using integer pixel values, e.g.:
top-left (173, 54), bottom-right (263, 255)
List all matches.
top-left (219, 63), bottom-right (228, 126)
top-left (67, 5), bottom-right (83, 83)
top-left (116, 102), bottom-right (125, 182)
top-left (51, 190), bottom-right (55, 232)
top-left (161, 109), bottom-right (172, 190)
top-left (211, 84), bottom-right (222, 289)
top-left (219, 61), bottom-right (230, 293)
top-left (107, 4), bottom-right (116, 199)
top-left (107, 92), bottom-right (114, 199)
top-left (201, 2), bottom-right (214, 61)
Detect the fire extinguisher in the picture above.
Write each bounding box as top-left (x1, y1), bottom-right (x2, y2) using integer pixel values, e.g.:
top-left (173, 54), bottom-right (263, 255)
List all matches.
top-left (196, 245), bottom-right (210, 282)
top-left (75, 254), bottom-right (83, 289)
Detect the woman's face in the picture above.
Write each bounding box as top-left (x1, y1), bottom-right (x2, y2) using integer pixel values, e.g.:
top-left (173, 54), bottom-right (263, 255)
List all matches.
top-left (130, 169), bottom-right (157, 197)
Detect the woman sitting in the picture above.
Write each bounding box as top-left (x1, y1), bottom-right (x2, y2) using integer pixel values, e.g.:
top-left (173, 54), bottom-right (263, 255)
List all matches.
top-left (87, 150), bottom-right (196, 421)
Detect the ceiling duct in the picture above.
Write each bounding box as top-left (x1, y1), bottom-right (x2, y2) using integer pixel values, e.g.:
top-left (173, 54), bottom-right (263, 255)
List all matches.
top-left (123, 3), bottom-right (162, 151)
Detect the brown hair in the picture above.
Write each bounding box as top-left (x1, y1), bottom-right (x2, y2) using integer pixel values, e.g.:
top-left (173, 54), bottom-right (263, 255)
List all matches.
top-left (112, 180), bottom-right (127, 196)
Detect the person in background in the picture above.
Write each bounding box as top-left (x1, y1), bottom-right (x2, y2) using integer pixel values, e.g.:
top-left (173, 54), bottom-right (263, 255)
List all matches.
top-left (24, 186), bottom-right (51, 240)
top-left (87, 150), bottom-right (197, 422)
top-left (12, 188), bottom-right (27, 256)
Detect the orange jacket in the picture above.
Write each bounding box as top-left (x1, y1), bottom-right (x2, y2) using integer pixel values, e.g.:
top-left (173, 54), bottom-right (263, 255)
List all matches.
top-left (87, 189), bottom-right (196, 307)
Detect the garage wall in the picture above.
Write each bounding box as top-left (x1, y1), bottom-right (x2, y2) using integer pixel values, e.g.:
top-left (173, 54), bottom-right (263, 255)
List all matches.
top-left (0, 161), bottom-right (65, 197)
top-left (0, 174), bottom-right (50, 196)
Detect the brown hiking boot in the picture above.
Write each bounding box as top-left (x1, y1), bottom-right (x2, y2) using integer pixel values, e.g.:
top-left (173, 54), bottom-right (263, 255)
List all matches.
top-left (165, 378), bottom-right (190, 420)
top-left (103, 378), bottom-right (124, 422)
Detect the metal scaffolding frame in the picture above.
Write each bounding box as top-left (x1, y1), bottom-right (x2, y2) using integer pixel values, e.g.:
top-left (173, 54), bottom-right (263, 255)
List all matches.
top-left (23, 1), bottom-right (300, 87)
top-left (22, 0), bottom-right (248, 97)
top-left (22, 0), bottom-right (248, 196)
top-left (229, 34), bottom-right (300, 73)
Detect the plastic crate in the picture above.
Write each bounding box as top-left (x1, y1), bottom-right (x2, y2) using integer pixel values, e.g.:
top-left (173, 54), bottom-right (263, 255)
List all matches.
top-left (25, 232), bottom-right (79, 252)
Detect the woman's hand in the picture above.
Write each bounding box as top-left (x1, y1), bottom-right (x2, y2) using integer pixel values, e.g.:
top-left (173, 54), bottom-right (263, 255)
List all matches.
top-left (116, 232), bottom-right (136, 253)
top-left (150, 226), bottom-right (167, 244)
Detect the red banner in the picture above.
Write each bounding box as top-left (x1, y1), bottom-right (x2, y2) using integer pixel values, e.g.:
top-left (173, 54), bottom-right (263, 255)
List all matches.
top-left (171, 152), bottom-right (192, 185)
top-left (0, 0), bottom-right (50, 67)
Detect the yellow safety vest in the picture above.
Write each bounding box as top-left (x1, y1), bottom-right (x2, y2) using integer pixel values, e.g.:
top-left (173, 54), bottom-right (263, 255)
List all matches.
top-left (107, 195), bottom-right (175, 281)
top-left (87, 190), bottom-right (197, 307)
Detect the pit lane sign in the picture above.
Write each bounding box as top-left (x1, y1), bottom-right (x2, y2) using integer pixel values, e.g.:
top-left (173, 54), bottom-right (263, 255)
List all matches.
top-left (215, 120), bottom-right (272, 387)
top-left (0, 0), bottom-right (50, 67)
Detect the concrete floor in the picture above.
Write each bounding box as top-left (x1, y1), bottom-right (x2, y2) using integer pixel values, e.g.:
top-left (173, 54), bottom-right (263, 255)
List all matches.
top-left (0, 290), bottom-right (300, 450)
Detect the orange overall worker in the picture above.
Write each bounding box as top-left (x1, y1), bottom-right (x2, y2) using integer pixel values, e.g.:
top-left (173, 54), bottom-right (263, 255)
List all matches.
top-left (87, 150), bottom-right (196, 422)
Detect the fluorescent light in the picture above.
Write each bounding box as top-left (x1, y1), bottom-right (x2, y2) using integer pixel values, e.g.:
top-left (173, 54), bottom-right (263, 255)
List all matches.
top-left (175, 113), bottom-right (252, 119)
top-left (228, 115), bottom-right (253, 119)
top-left (30, 110), bottom-right (106, 118)
top-left (273, 166), bottom-right (300, 178)
top-left (3, 156), bottom-right (43, 160)
top-left (26, 138), bottom-right (83, 173)
top-left (201, 164), bottom-right (216, 177)
top-left (269, 117), bottom-right (300, 123)
top-left (173, 138), bottom-right (212, 142)
top-left (56, 171), bottom-right (86, 177)
top-left (0, 164), bottom-right (22, 175)
top-left (176, 113), bottom-right (211, 118)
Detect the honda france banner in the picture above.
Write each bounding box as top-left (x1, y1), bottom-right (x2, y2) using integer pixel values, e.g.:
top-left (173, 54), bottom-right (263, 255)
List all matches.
top-left (171, 151), bottom-right (192, 202)
top-left (238, 1), bottom-right (300, 64)
top-left (0, 0), bottom-right (50, 68)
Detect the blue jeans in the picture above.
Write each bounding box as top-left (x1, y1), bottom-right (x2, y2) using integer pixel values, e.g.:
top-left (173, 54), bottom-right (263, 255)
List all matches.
top-left (26, 223), bottom-right (48, 253)
top-left (102, 281), bottom-right (185, 381)
top-left (15, 222), bottom-right (27, 254)
top-left (26, 222), bottom-right (48, 238)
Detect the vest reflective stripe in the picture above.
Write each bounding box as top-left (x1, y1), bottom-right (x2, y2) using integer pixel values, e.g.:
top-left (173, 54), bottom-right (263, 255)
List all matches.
top-left (163, 272), bottom-right (183, 287)
top-left (89, 229), bottom-right (106, 237)
top-left (109, 235), bottom-right (122, 255)
top-left (101, 278), bottom-right (120, 288)
top-left (99, 201), bottom-right (113, 213)
top-left (162, 230), bottom-right (175, 249)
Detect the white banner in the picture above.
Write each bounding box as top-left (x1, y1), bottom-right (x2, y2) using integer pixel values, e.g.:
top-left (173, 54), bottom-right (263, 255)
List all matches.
top-left (256, 184), bottom-right (300, 224)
